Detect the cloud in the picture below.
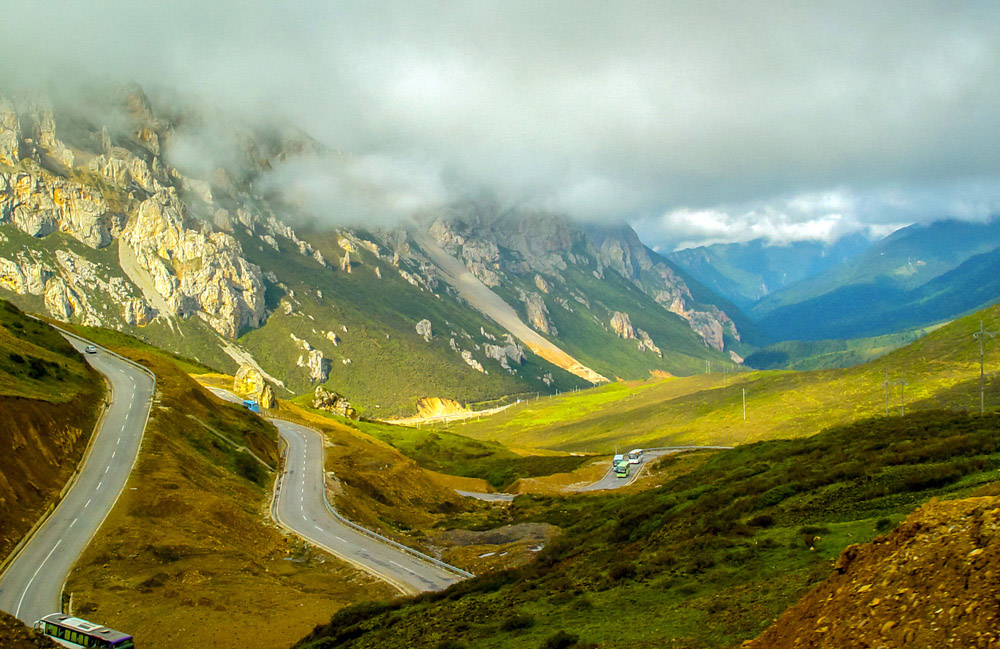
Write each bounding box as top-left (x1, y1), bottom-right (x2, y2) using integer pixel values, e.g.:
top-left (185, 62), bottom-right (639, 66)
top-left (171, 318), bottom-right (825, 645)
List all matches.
top-left (2, 1), bottom-right (1000, 239)
top-left (636, 179), bottom-right (1000, 251)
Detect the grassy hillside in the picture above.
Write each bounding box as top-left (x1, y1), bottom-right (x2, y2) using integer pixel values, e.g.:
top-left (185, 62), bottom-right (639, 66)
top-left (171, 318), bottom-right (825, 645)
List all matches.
top-left (346, 418), bottom-right (593, 491)
top-left (0, 300), bottom-right (104, 558)
top-left (450, 300), bottom-right (1000, 453)
top-left (743, 325), bottom-right (940, 371)
top-left (235, 226), bottom-right (589, 414)
top-left (294, 409), bottom-right (1000, 649)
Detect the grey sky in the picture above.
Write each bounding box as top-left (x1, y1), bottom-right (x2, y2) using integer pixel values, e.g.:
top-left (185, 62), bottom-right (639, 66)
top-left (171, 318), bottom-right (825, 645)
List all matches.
top-left (3, 1), bottom-right (1000, 248)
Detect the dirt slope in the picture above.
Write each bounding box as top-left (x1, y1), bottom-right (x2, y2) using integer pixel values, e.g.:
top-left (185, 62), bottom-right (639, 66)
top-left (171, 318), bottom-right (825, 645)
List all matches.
top-left (0, 611), bottom-right (60, 648)
top-left (742, 494), bottom-right (1000, 648)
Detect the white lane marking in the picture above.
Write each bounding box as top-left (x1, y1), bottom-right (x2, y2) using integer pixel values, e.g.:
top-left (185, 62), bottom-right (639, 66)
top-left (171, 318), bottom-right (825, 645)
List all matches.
top-left (105, 466), bottom-right (110, 474)
top-left (314, 525), bottom-right (323, 532)
top-left (335, 536), bottom-right (346, 543)
top-left (96, 480), bottom-right (103, 490)
top-left (116, 437), bottom-right (121, 446)
top-left (389, 560), bottom-right (420, 576)
top-left (15, 539), bottom-right (63, 618)
top-left (111, 451), bottom-right (116, 459)
top-left (84, 499), bottom-right (92, 508)
top-left (121, 424), bottom-right (125, 432)
top-left (69, 518), bottom-right (78, 528)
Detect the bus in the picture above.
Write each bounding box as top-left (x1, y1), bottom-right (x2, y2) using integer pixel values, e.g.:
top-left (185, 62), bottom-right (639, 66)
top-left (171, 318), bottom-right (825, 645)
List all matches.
top-left (34, 614), bottom-right (134, 648)
top-left (243, 398), bottom-right (261, 413)
top-left (612, 454), bottom-right (626, 468)
top-left (627, 449), bottom-right (644, 465)
top-left (614, 463), bottom-right (630, 478)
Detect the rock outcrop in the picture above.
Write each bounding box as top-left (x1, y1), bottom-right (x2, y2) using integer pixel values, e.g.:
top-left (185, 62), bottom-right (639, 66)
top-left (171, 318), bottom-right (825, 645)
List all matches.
top-left (305, 349), bottom-right (329, 382)
top-left (636, 329), bottom-right (662, 358)
top-left (610, 311), bottom-right (636, 340)
top-left (521, 291), bottom-right (556, 336)
top-left (415, 318), bottom-right (433, 342)
top-left (483, 336), bottom-right (526, 373)
top-left (312, 386), bottom-right (357, 419)
top-left (233, 364), bottom-right (275, 408)
top-left (121, 188), bottom-right (265, 338)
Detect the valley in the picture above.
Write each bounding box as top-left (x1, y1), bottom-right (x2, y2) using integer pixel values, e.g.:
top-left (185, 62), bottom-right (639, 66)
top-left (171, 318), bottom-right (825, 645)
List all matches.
top-left (3, 9), bottom-right (1000, 646)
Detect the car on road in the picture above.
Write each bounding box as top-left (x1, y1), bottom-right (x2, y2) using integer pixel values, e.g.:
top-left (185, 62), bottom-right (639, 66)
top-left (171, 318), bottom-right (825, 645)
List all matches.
top-left (84, 345), bottom-right (98, 354)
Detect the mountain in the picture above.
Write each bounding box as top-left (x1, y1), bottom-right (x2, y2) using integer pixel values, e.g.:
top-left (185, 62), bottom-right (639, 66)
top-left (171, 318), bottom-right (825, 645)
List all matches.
top-left (0, 86), bottom-right (749, 415)
top-left (753, 218), bottom-right (1000, 340)
top-left (668, 233), bottom-right (872, 310)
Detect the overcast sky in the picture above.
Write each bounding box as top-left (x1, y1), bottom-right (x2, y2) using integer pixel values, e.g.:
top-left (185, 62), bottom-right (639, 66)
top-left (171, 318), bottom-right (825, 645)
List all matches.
top-left (3, 1), bottom-right (1000, 249)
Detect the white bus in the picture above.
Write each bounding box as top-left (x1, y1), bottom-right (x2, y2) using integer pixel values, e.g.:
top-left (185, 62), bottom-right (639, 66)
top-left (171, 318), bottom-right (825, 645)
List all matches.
top-left (35, 614), bottom-right (134, 648)
top-left (627, 449), bottom-right (644, 465)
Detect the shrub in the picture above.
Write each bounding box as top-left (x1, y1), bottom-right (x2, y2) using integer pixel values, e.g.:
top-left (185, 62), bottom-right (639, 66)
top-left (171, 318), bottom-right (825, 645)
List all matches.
top-left (542, 630), bottom-right (579, 649)
top-left (608, 562), bottom-right (637, 582)
top-left (234, 452), bottom-right (267, 485)
top-left (500, 614), bottom-right (535, 631)
top-left (875, 517), bottom-right (892, 532)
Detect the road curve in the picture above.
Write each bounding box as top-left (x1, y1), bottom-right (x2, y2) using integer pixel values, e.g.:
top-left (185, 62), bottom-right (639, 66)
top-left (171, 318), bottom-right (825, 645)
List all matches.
top-left (206, 388), bottom-right (468, 594)
top-left (573, 446), bottom-right (734, 492)
top-left (0, 337), bottom-right (154, 624)
top-left (273, 419), bottom-right (466, 594)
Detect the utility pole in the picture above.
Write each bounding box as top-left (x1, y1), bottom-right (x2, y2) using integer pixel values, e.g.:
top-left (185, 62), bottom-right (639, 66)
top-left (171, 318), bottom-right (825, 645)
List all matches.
top-left (882, 371), bottom-right (890, 417)
top-left (973, 320), bottom-right (999, 414)
top-left (742, 387), bottom-right (746, 421)
top-left (890, 379), bottom-right (909, 416)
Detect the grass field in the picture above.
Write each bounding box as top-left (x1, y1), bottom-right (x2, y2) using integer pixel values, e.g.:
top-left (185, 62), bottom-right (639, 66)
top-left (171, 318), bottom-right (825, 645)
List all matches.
top-left (450, 301), bottom-right (1000, 453)
top-left (294, 408), bottom-right (1000, 649)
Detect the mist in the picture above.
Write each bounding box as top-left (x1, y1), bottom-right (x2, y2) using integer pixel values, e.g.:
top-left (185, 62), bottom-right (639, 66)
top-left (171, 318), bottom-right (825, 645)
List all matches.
top-left (3, 1), bottom-right (1000, 246)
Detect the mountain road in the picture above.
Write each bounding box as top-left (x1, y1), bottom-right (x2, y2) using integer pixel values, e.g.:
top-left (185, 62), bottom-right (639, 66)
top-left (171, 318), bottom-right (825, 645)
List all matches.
top-left (0, 336), bottom-right (154, 624)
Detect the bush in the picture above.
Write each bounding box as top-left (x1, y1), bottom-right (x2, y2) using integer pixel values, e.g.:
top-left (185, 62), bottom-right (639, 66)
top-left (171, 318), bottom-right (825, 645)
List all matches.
top-left (608, 562), bottom-right (637, 582)
top-left (500, 614), bottom-right (535, 631)
top-left (542, 631), bottom-right (579, 649)
top-left (234, 451), bottom-right (267, 485)
top-left (875, 517), bottom-right (892, 532)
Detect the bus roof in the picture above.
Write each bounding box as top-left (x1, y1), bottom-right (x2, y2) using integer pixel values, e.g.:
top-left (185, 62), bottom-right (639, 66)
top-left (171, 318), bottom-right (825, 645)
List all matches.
top-left (613, 454), bottom-right (624, 460)
top-left (39, 614), bottom-right (133, 642)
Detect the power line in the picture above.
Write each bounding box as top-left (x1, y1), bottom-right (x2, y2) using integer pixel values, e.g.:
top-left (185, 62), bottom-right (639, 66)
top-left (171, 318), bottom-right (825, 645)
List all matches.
top-left (972, 320), bottom-right (999, 414)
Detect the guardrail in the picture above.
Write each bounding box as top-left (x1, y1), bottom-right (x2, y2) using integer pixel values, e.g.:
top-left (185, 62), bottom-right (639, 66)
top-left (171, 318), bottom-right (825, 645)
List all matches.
top-left (642, 445), bottom-right (735, 452)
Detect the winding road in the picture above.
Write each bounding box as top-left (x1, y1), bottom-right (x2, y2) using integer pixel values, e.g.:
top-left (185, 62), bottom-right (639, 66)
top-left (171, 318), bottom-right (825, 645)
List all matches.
top-left (0, 336), bottom-right (154, 625)
top-left (207, 388), bottom-right (468, 594)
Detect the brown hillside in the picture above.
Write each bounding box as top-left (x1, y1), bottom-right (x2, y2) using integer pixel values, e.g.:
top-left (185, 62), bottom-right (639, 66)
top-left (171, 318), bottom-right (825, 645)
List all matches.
top-left (742, 494), bottom-right (1000, 648)
top-left (0, 300), bottom-right (103, 560)
top-left (0, 611), bottom-right (60, 648)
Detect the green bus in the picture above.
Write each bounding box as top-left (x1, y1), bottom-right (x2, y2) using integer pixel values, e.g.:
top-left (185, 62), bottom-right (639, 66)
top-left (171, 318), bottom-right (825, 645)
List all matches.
top-left (614, 463), bottom-right (629, 478)
top-left (34, 613), bottom-right (134, 648)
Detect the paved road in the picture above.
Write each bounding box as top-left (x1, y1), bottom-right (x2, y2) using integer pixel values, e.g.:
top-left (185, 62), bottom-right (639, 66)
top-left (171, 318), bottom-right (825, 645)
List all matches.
top-left (273, 420), bottom-right (465, 594)
top-left (455, 490), bottom-right (515, 503)
top-left (573, 446), bottom-right (734, 492)
top-left (0, 338), bottom-right (154, 624)
top-left (206, 388), bottom-right (468, 594)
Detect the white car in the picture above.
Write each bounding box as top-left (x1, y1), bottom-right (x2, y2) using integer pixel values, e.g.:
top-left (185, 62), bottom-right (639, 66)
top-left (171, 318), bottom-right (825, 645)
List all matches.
top-left (84, 345), bottom-right (98, 354)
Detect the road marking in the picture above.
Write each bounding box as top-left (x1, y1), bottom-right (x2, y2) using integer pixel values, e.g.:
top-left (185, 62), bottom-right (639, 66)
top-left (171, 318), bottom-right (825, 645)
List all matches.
top-left (15, 539), bottom-right (62, 618)
top-left (389, 560), bottom-right (420, 576)
top-left (116, 437), bottom-right (121, 445)
top-left (111, 451), bottom-right (116, 459)
top-left (96, 480), bottom-right (103, 490)
top-left (121, 424), bottom-right (125, 432)
top-left (105, 466), bottom-right (110, 474)
top-left (69, 518), bottom-right (78, 528)
top-left (84, 499), bottom-right (92, 508)
top-left (314, 525), bottom-right (323, 532)
top-left (335, 536), bottom-right (346, 543)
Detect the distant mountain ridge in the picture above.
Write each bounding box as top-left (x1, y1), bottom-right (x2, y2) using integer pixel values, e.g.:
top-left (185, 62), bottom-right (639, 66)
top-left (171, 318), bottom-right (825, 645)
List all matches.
top-left (673, 218), bottom-right (1000, 343)
top-left (668, 234), bottom-right (873, 310)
